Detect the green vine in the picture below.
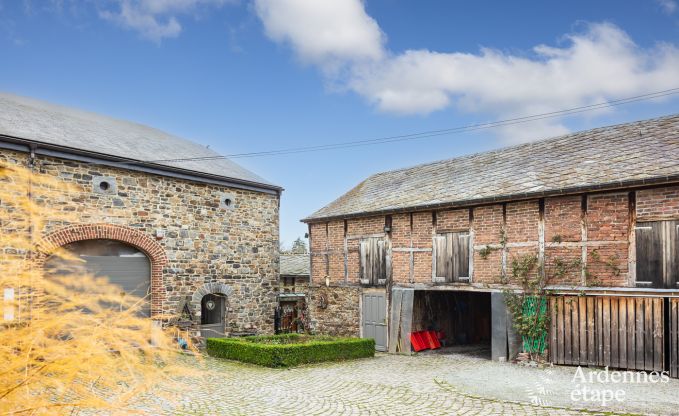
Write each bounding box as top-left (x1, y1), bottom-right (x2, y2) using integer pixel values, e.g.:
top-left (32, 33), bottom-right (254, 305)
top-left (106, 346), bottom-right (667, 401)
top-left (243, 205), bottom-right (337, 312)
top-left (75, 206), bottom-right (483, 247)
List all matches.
top-left (502, 253), bottom-right (580, 361)
top-left (478, 230), bottom-right (507, 260)
top-left (478, 245), bottom-right (495, 260)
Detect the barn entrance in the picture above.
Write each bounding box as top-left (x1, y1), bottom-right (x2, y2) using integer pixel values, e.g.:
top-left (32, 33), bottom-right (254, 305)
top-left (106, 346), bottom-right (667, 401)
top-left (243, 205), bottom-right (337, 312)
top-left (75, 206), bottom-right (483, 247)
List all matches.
top-left (412, 290), bottom-right (491, 358)
top-left (44, 239), bottom-right (151, 316)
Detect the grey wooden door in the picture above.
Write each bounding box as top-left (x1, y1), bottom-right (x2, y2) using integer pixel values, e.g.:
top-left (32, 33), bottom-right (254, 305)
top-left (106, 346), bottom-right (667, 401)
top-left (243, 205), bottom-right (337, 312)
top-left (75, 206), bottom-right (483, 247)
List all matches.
top-left (363, 292), bottom-right (387, 351)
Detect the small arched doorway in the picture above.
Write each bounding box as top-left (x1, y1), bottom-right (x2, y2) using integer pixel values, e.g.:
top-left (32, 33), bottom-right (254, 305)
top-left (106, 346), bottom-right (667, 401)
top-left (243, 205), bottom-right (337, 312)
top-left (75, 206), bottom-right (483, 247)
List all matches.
top-left (200, 293), bottom-right (226, 338)
top-left (44, 239), bottom-right (151, 316)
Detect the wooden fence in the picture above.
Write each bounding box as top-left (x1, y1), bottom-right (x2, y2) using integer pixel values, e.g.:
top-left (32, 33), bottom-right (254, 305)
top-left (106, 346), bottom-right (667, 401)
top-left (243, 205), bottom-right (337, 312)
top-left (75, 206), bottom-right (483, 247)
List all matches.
top-left (549, 296), bottom-right (664, 372)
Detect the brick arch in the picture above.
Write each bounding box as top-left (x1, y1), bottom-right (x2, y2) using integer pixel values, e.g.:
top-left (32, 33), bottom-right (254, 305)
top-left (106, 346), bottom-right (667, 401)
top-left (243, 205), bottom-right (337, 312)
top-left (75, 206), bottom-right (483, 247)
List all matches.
top-left (36, 223), bottom-right (167, 317)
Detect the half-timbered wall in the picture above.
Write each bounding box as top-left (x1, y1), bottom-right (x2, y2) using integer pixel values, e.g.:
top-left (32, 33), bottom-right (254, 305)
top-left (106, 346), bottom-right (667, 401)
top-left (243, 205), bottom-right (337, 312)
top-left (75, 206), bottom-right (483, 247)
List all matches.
top-left (309, 186), bottom-right (679, 289)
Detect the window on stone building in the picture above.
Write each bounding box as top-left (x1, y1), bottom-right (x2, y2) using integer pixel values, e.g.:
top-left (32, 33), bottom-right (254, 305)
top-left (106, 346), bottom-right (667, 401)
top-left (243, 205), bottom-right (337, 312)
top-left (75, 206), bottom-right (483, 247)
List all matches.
top-left (433, 232), bottom-right (470, 283)
top-left (359, 237), bottom-right (388, 286)
top-left (635, 221), bottom-right (678, 288)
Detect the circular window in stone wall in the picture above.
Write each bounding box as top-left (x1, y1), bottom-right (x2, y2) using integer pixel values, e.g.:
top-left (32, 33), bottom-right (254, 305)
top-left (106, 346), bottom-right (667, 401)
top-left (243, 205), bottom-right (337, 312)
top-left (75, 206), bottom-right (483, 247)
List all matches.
top-left (219, 193), bottom-right (235, 210)
top-left (93, 176), bottom-right (117, 195)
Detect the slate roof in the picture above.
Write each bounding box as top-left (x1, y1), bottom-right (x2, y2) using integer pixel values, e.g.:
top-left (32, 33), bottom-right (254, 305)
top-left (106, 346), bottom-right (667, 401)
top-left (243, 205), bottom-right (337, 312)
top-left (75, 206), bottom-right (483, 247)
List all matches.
top-left (280, 254), bottom-right (310, 277)
top-left (0, 92), bottom-right (279, 190)
top-left (305, 114), bottom-right (679, 222)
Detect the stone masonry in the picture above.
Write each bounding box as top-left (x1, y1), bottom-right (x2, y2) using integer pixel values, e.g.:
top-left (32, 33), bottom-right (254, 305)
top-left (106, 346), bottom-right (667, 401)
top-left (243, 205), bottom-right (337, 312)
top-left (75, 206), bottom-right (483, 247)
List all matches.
top-left (1, 149), bottom-right (280, 336)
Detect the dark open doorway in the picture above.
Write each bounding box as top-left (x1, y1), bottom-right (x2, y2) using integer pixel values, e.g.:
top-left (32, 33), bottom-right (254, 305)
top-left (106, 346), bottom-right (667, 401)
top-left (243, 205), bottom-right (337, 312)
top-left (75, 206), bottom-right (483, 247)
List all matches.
top-left (412, 290), bottom-right (492, 358)
top-left (200, 293), bottom-right (226, 338)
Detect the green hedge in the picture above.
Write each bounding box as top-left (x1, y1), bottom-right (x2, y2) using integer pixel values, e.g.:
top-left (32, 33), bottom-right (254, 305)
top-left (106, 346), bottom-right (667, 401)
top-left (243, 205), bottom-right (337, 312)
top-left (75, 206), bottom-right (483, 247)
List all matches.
top-left (206, 335), bottom-right (375, 367)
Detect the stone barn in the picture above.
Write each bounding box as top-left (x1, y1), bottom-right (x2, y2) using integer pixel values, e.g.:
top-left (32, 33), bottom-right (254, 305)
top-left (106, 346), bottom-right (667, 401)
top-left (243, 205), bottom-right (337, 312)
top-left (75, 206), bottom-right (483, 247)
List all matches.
top-left (303, 114), bottom-right (679, 377)
top-left (0, 92), bottom-right (282, 338)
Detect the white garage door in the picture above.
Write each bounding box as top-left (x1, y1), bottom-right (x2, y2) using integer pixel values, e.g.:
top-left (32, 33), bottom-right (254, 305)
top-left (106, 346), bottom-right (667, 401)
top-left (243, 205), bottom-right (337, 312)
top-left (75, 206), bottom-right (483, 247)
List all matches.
top-left (45, 239), bottom-right (151, 316)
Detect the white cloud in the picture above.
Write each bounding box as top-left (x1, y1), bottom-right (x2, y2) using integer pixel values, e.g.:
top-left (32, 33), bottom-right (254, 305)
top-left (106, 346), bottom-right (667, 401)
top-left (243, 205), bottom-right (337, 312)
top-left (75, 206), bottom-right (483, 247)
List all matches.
top-left (100, 0), bottom-right (231, 42)
top-left (254, 1), bottom-right (679, 143)
top-left (253, 0), bottom-right (384, 71)
top-left (657, 0), bottom-right (677, 14)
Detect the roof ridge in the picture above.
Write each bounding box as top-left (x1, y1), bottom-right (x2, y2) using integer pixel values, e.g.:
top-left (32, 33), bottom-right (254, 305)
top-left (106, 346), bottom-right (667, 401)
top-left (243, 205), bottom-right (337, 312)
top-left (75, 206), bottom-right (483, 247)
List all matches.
top-left (0, 92), bottom-right (279, 190)
top-left (304, 112), bottom-right (679, 221)
top-left (368, 113), bottom-right (679, 179)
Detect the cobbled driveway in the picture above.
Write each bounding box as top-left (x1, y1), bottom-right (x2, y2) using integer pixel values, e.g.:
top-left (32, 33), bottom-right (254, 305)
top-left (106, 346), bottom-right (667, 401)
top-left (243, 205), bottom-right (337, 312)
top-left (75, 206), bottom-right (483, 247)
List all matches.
top-left (132, 352), bottom-right (675, 415)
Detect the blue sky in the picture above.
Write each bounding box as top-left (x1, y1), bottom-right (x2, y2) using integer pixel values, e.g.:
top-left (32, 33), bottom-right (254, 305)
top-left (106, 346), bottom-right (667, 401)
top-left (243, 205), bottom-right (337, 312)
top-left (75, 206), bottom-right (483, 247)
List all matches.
top-left (1, 0), bottom-right (679, 248)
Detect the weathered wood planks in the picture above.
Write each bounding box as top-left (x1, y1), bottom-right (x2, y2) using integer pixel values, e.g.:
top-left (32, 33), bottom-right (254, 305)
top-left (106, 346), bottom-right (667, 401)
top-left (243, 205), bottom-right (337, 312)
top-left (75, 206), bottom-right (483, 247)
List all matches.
top-left (433, 232), bottom-right (470, 282)
top-left (549, 295), bottom-right (666, 373)
top-left (359, 237), bottom-right (388, 285)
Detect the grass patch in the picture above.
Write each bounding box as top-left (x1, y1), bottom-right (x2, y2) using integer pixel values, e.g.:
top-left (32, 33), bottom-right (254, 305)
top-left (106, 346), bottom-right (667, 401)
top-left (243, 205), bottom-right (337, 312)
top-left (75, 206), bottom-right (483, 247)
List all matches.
top-left (206, 334), bottom-right (375, 367)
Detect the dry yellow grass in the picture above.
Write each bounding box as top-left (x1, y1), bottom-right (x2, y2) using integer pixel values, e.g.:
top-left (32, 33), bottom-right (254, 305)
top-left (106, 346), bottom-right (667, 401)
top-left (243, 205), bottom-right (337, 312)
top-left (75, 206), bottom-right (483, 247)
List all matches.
top-left (0, 163), bottom-right (197, 415)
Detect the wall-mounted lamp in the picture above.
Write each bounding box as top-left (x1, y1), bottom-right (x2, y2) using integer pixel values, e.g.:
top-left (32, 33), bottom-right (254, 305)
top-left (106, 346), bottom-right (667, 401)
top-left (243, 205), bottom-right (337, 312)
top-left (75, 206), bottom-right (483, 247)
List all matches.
top-left (304, 233), bottom-right (309, 239)
top-left (325, 275), bottom-right (330, 287)
top-left (384, 226), bottom-right (391, 233)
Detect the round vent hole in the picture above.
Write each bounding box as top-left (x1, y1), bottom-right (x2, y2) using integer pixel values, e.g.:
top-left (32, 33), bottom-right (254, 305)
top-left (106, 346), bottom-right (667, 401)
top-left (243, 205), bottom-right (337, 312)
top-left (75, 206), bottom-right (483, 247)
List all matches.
top-left (223, 198), bottom-right (232, 207)
top-left (99, 181), bottom-right (110, 191)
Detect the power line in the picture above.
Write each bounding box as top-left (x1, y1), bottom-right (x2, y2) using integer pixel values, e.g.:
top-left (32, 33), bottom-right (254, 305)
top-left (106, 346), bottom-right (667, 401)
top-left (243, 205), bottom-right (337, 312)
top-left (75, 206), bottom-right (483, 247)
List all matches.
top-left (144, 87), bottom-right (679, 163)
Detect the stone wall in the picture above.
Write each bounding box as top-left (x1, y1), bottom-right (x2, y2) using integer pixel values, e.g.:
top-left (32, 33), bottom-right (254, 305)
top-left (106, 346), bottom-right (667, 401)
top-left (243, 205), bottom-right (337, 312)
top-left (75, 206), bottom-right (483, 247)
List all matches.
top-left (0, 149), bottom-right (280, 336)
top-left (308, 285), bottom-right (361, 336)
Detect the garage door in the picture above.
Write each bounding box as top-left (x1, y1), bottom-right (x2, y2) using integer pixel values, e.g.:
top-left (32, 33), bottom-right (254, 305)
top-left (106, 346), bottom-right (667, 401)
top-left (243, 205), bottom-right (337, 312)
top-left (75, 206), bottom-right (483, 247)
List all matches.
top-left (45, 239), bottom-right (151, 316)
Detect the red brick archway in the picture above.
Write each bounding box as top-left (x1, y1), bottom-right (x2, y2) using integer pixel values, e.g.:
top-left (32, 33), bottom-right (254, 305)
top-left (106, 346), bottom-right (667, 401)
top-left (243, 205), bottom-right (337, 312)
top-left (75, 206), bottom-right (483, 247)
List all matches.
top-left (36, 224), bottom-right (167, 317)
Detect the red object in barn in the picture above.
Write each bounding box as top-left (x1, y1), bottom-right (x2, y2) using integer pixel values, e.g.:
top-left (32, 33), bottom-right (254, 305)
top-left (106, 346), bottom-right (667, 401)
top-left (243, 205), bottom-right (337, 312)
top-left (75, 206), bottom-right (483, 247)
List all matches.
top-left (410, 332), bottom-right (429, 352)
top-left (424, 330), bottom-right (441, 349)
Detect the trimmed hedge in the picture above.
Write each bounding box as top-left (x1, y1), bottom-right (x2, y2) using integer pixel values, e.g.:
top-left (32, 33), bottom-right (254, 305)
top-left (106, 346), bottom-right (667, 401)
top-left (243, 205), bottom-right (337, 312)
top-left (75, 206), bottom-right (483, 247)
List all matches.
top-left (206, 334), bottom-right (375, 367)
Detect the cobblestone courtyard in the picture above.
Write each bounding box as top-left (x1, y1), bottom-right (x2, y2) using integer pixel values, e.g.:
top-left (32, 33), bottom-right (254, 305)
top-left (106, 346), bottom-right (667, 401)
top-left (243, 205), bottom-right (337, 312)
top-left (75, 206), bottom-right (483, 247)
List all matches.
top-left (133, 351), bottom-right (679, 415)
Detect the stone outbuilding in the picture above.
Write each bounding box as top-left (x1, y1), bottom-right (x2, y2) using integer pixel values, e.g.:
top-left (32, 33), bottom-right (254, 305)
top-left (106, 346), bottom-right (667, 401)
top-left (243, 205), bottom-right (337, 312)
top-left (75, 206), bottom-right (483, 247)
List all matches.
top-left (0, 92), bottom-right (282, 338)
top-left (303, 114), bottom-right (679, 377)
top-left (275, 253), bottom-right (310, 333)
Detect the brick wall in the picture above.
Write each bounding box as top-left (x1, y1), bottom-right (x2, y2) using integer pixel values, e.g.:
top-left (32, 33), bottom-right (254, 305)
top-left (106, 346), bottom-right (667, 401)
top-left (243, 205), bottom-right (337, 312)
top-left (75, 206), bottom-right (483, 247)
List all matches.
top-left (473, 249), bottom-right (502, 283)
top-left (391, 214), bottom-right (411, 284)
top-left (473, 205), bottom-right (504, 245)
top-left (305, 185), bottom-right (679, 335)
top-left (411, 212), bottom-right (433, 248)
top-left (437, 208), bottom-right (470, 232)
top-left (327, 220), bottom-right (345, 285)
top-left (587, 193), bottom-right (629, 241)
top-left (636, 186), bottom-right (679, 221)
top-left (545, 196), bottom-right (581, 242)
top-left (505, 201), bottom-right (539, 243)
top-left (347, 216), bottom-right (384, 236)
top-left (585, 193), bottom-right (629, 286)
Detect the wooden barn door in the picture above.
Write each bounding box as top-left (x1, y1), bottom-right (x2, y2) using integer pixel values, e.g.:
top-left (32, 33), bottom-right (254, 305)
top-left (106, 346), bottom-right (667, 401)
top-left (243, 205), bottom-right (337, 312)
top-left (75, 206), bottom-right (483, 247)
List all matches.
top-left (671, 298), bottom-right (679, 378)
top-left (549, 296), bottom-right (664, 372)
top-left (362, 292), bottom-right (388, 351)
top-left (359, 237), bottom-right (389, 286)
